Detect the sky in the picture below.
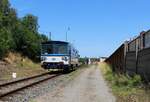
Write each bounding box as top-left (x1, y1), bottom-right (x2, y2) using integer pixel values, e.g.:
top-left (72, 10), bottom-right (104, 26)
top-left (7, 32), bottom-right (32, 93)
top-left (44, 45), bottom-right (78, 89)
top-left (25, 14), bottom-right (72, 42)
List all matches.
top-left (10, 0), bottom-right (150, 57)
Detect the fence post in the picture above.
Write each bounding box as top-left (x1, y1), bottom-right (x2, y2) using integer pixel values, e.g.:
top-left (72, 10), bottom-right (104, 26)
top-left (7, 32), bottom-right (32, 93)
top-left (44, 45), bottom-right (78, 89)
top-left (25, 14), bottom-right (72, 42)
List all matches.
top-left (124, 41), bottom-right (128, 73)
top-left (135, 38), bottom-right (139, 74)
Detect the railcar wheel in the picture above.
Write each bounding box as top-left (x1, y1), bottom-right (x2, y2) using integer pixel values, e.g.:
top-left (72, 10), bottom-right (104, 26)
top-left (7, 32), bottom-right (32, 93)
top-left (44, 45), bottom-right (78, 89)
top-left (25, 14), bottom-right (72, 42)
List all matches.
top-left (63, 66), bottom-right (70, 73)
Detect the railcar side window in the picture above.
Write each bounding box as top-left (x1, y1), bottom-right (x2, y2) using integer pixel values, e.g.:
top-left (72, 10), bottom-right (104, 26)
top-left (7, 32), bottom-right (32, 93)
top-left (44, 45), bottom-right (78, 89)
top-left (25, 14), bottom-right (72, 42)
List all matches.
top-left (47, 47), bottom-right (53, 54)
top-left (144, 32), bottom-right (150, 48)
top-left (58, 44), bottom-right (68, 54)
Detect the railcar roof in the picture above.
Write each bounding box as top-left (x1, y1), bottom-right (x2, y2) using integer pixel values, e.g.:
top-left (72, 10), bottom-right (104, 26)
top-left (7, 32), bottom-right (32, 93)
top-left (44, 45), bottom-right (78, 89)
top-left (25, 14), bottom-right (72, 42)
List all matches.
top-left (42, 41), bottom-right (69, 44)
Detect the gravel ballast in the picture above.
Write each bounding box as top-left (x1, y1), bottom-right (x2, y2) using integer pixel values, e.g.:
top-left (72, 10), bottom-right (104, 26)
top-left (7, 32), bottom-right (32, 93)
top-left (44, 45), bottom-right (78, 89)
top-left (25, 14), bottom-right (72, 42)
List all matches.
top-left (0, 67), bottom-right (84, 102)
top-left (33, 65), bottom-right (116, 102)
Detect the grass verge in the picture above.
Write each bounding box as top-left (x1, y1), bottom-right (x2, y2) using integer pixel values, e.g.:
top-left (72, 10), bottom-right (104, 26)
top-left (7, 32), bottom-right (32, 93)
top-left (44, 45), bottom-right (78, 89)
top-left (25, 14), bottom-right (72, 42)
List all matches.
top-left (0, 52), bottom-right (46, 81)
top-left (99, 62), bottom-right (150, 102)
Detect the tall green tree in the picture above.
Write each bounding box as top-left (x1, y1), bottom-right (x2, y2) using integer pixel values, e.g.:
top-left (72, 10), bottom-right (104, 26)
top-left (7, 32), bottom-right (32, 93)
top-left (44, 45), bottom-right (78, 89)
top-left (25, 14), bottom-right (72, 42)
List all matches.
top-left (21, 14), bottom-right (38, 33)
top-left (0, 0), bottom-right (48, 60)
top-left (0, 0), bottom-right (14, 58)
top-left (0, 28), bottom-right (13, 58)
top-left (20, 14), bottom-right (47, 60)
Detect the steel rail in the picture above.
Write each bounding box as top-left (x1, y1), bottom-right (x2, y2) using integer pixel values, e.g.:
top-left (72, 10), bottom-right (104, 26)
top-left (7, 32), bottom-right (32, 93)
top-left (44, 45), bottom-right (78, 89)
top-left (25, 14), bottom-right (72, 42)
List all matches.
top-left (0, 74), bottom-right (61, 98)
top-left (0, 72), bottom-right (50, 87)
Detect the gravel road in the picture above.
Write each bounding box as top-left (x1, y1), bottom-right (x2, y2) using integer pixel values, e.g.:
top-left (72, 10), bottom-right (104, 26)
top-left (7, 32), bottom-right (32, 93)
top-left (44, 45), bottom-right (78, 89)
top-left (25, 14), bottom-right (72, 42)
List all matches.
top-left (33, 65), bottom-right (116, 102)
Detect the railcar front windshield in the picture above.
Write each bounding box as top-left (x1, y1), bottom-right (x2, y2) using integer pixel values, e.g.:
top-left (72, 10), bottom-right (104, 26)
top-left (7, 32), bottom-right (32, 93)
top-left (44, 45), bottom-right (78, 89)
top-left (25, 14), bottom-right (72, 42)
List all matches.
top-left (41, 43), bottom-right (69, 55)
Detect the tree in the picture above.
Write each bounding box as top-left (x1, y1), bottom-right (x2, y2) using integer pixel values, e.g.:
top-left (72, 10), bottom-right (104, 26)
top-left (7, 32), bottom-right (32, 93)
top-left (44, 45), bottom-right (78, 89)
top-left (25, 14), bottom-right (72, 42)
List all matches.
top-left (21, 14), bottom-right (38, 33)
top-left (0, 28), bottom-right (13, 58)
top-left (19, 14), bottom-right (48, 60)
top-left (0, 0), bottom-right (48, 61)
top-left (0, 0), bottom-right (15, 58)
top-left (40, 34), bottom-right (48, 42)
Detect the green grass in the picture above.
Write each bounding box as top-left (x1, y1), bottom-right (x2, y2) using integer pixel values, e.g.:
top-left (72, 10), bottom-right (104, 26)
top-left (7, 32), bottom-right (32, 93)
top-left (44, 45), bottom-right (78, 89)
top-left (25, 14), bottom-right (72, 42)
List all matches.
top-left (98, 62), bottom-right (150, 102)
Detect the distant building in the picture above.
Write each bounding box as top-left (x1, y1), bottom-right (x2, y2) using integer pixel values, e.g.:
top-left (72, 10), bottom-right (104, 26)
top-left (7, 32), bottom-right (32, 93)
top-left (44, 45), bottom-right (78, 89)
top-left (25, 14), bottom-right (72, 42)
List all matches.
top-left (99, 57), bottom-right (107, 62)
top-left (88, 58), bottom-right (91, 65)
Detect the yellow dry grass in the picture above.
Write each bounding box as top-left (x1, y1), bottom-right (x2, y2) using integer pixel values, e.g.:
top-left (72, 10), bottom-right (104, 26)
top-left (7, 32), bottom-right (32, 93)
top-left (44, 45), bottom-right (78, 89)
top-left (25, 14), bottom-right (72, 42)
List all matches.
top-left (98, 62), bottom-right (112, 75)
top-left (0, 52), bottom-right (47, 81)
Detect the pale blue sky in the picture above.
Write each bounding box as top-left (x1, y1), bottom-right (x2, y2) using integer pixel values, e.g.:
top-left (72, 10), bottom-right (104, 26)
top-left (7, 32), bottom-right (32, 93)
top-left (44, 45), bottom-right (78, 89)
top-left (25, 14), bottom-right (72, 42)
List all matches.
top-left (10, 0), bottom-right (150, 57)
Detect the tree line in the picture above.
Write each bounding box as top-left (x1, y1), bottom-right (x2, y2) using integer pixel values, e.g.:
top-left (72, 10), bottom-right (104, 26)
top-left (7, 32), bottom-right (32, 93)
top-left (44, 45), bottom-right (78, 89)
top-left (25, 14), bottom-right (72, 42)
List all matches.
top-left (0, 0), bottom-right (48, 61)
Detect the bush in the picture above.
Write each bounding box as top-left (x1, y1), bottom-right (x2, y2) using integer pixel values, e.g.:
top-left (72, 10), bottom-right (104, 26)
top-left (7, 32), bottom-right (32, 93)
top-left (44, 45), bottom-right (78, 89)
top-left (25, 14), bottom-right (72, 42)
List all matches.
top-left (128, 75), bottom-right (141, 86)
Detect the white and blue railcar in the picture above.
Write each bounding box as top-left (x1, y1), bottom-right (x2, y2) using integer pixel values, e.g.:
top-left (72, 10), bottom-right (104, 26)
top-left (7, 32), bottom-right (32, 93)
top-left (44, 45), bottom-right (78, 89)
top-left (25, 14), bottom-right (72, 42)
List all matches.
top-left (41, 41), bottom-right (79, 70)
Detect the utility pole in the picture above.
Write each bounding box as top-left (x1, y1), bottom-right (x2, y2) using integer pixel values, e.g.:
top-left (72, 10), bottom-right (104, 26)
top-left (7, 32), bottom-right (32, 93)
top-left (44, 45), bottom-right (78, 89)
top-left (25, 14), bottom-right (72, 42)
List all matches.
top-left (66, 27), bottom-right (70, 42)
top-left (66, 31), bottom-right (68, 42)
top-left (49, 32), bottom-right (51, 41)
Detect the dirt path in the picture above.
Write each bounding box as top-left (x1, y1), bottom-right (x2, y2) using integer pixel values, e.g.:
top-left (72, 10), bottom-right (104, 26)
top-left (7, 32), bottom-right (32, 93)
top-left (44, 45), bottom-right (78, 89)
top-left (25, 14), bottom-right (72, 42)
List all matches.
top-left (33, 65), bottom-right (116, 102)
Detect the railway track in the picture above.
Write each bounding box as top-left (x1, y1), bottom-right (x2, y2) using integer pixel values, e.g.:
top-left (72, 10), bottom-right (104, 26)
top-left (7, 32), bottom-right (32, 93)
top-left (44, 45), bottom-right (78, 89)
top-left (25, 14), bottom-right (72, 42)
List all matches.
top-left (0, 72), bottom-right (61, 99)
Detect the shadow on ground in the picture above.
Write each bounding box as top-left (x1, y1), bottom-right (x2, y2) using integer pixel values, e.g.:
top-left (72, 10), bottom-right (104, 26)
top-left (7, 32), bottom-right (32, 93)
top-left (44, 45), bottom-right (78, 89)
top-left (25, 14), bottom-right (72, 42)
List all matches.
top-left (48, 69), bottom-right (75, 74)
